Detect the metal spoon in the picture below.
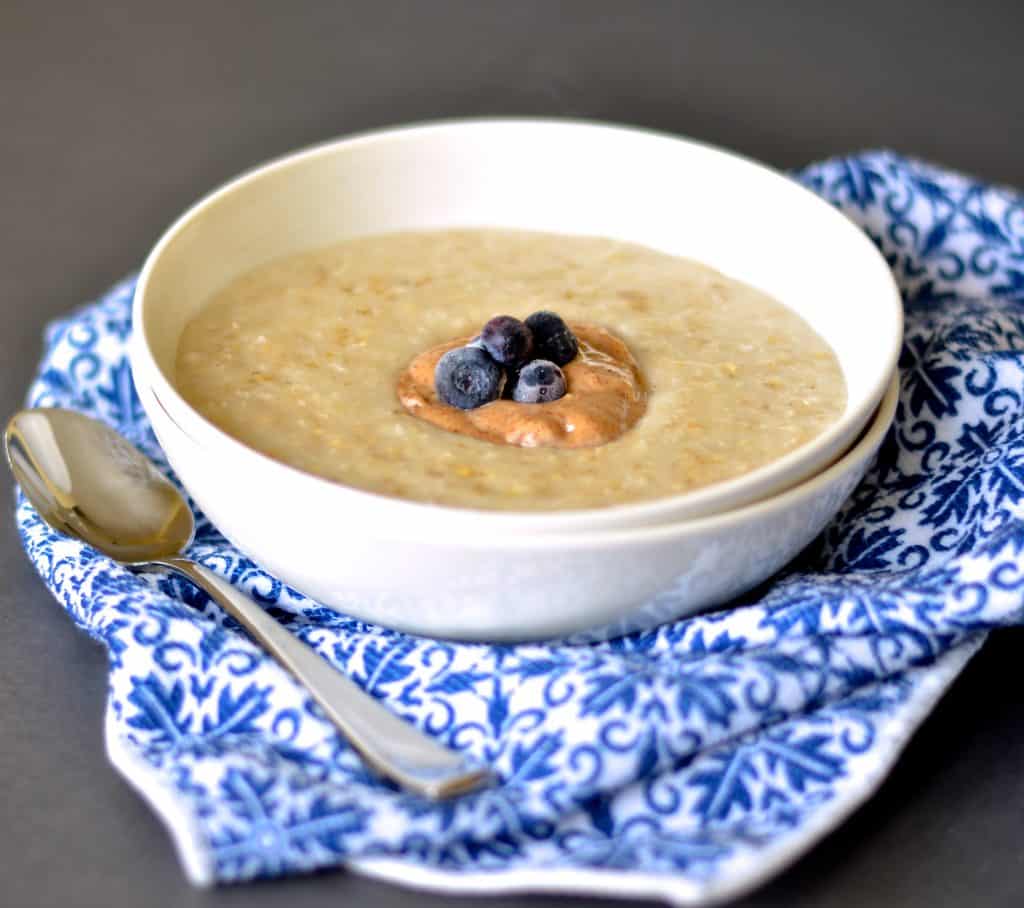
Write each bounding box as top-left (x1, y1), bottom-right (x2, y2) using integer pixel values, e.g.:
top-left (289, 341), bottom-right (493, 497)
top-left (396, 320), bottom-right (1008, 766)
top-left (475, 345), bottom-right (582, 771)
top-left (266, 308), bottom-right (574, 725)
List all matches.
top-left (5, 407), bottom-right (491, 799)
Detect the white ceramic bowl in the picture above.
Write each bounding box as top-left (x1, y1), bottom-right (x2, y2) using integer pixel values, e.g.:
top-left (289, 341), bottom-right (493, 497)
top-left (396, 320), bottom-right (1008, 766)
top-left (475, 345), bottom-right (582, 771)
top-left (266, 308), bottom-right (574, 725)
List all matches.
top-left (131, 119), bottom-right (901, 535)
top-left (138, 369), bottom-right (898, 641)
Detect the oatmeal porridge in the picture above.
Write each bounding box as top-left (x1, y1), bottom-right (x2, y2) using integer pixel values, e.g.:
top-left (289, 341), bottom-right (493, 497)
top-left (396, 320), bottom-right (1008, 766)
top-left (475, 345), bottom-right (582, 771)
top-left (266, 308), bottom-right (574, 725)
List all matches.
top-left (175, 229), bottom-right (846, 510)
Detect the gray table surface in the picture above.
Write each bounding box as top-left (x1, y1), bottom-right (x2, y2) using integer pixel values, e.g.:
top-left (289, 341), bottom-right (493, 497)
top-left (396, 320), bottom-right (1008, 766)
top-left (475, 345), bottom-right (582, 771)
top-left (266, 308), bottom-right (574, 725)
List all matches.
top-left (4, 2), bottom-right (1024, 906)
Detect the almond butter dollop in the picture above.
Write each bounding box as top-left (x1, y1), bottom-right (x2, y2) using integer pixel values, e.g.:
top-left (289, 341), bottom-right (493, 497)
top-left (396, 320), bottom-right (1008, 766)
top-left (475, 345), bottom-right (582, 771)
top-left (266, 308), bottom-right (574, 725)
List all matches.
top-left (397, 323), bottom-right (647, 448)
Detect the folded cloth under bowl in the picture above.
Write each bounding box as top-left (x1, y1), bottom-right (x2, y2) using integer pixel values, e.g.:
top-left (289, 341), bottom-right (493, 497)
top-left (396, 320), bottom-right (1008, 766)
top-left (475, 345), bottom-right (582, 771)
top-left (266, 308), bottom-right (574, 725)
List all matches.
top-left (15, 152), bottom-right (1024, 905)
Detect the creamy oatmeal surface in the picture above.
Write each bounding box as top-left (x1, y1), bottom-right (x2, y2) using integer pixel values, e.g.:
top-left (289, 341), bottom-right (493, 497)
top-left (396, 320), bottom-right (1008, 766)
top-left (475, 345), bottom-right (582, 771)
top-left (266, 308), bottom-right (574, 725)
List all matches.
top-left (176, 230), bottom-right (846, 511)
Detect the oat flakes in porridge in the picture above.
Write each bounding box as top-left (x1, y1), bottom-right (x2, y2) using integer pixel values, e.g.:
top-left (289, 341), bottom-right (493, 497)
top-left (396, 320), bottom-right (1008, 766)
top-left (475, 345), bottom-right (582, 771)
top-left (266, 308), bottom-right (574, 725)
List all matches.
top-left (175, 229), bottom-right (846, 511)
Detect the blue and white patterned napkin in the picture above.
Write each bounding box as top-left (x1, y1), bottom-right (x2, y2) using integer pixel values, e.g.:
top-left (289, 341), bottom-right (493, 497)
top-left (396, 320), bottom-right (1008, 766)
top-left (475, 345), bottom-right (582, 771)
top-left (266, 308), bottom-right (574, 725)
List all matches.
top-left (15, 152), bottom-right (1024, 905)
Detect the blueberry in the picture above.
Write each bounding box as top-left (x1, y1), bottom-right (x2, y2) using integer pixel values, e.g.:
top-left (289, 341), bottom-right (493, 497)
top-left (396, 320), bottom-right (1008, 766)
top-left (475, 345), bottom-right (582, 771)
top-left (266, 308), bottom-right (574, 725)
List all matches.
top-left (511, 359), bottom-right (567, 404)
top-left (524, 311), bottom-right (578, 366)
top-left (435, 346), bottom-right (503, 409)
top-left (480, 315), bottom-right (533, 366)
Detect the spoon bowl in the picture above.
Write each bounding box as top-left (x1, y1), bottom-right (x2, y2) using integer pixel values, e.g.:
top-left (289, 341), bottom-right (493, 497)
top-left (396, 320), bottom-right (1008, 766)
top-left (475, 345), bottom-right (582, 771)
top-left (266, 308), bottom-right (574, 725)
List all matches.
top-left (6, 409), bottom-right (194, 563)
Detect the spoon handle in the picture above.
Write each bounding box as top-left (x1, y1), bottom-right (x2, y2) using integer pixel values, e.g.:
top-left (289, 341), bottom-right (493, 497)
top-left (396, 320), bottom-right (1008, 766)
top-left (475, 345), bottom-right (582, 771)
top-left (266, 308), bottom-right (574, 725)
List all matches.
top-left (162, 557), bottom-right (492, 799)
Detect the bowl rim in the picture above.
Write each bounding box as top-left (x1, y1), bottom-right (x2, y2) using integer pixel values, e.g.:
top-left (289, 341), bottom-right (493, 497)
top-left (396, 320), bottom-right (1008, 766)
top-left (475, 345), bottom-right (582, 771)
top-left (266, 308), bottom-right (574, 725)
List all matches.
top-left (132, 117), bottom-right (903, 528)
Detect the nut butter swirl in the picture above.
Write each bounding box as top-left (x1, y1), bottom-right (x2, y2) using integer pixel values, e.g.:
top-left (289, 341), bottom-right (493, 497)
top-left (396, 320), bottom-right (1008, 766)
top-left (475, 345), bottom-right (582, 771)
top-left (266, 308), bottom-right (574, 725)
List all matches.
top-left (398, 323), bottom-right (647, 448)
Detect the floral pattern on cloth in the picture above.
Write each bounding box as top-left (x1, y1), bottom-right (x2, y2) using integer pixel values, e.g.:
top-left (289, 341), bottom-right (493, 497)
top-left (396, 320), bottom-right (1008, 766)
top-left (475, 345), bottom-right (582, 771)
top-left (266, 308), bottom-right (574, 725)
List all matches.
top-left (15, 152), bottom-right (1024, 905)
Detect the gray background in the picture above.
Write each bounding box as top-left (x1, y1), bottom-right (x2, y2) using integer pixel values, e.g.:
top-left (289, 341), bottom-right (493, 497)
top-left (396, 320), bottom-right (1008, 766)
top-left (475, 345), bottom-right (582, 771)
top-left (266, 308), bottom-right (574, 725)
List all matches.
top-left (3, 2), bottom-right (1024, 906)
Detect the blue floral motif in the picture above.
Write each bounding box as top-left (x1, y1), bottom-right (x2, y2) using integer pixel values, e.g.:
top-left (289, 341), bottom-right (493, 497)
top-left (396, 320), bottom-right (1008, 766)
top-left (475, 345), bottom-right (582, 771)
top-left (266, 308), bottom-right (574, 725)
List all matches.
top-left (13, 152), bottom-right (1024, 903)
